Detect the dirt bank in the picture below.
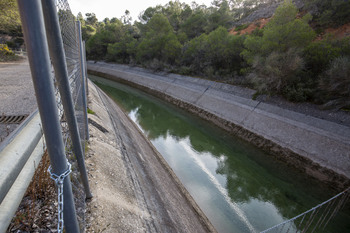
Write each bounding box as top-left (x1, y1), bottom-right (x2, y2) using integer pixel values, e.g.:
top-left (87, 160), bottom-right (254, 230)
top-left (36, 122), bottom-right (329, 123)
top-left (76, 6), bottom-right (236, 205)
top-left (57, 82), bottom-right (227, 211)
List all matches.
top-left (87, 62), bottom-right (350, 190)
top-left (85, 81), bottom-right (216, 232)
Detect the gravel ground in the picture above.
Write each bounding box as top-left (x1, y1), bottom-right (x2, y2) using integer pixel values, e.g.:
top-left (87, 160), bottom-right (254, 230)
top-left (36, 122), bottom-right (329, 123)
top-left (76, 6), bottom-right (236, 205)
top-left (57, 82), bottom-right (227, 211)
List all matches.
top-left (255, 94), bottom-right (350, 128)
top-left (0, 59), bottom-right (37, 115)
top-left (0, 59), bottom-right (37, 142)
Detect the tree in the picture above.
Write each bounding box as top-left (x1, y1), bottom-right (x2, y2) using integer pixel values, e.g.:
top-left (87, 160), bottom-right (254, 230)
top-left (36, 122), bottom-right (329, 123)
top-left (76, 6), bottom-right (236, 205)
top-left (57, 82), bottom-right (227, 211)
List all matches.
top-left (182, 27), bottom-right (245, 76)
top-left (137, 14), bottom-right (181, 65)
top-left (0, 0), bottom-right (21, 35)
top-left (319, 56), bottom-right (350, 109)
top-left (107, 35), bottom-right (137, 63)
top-left (106, 24), bottom-right (139, 63)
top-left (305, 0), bottom-right (350, 27)
top-left (82, 25), bottom-right (96, 41)
top-left (261, 1), bottom-right (315, 54)
top-left (139, 6), bottom-right (163, 23)
top-left (121, 10), bottom-right (132, 25)
top-left (182, 33), bottom-right (208, 72)
top-left (162, 1), bottom-right (183, 31)
top-left (303, 36), bottom-right (342, 78)
top-left (86, 19), bottom-right (124, 60)
top-left (85, 13), bottom-right (98, 27)
top-left (206, 0), bottom-right (232, 32)
top-left (248, 48), bottom-right (305, 96)
top-left (77, 12), bottom-right (84, 25)
top-left (179, 10), bottom-right (208, 39)
top-left (243, 0), bottom-right (315, 63)
top-left (205, 27), bottom-right (244, 73)
top-left (242, 0), bottom-right (316, 98)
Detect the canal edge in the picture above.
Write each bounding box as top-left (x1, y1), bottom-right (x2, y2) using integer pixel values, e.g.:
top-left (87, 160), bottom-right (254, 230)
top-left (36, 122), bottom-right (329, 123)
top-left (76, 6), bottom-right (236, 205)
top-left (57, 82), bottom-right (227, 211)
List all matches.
top-left (88, 81), bottom-right (218, 232)
top-left (87, 63), bottom-right (350, 192)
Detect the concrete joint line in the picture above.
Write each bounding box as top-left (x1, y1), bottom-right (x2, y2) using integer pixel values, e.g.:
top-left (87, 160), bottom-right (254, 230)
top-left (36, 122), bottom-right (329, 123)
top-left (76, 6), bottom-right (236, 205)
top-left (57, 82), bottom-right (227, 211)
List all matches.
top-left (194, 86), bottom-right (211, 105)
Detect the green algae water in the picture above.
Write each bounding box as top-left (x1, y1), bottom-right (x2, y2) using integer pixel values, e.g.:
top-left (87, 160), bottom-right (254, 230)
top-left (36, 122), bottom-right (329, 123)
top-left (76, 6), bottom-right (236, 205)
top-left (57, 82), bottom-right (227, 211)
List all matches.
top-left (90, 75), bottom-right (350, 233)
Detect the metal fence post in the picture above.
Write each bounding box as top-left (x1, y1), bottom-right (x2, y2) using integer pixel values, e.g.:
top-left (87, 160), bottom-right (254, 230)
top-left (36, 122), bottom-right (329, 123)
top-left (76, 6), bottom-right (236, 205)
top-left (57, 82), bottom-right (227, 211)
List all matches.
top-left (76, 21), bottom-right (90, 141)
top-left (41, 0), bottom-right (92, 200)
top-left (83, 41), bottom-right (89, 98)
top-left (16, 0), bottom-right (79, 232)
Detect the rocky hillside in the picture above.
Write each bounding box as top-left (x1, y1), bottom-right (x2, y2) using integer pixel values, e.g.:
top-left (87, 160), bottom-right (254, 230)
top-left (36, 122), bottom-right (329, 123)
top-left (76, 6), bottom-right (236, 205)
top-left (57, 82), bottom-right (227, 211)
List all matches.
top-left (233, 0), bottom-right (305, 26)
top-left (231, 0), bottom-right (350, 39)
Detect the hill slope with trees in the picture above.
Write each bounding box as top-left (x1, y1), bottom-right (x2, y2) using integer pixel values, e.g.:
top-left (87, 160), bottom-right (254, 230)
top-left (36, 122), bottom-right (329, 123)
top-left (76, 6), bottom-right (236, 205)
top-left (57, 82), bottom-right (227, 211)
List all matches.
top-left (1, 0), bottom-right (349, 109)
top-left (83, 0), bottom-right (350, 110)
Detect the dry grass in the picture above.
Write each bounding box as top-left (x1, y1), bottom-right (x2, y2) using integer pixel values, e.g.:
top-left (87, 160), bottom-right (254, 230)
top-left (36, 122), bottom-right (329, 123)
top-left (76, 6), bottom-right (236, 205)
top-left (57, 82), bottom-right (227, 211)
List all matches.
top-left (7, 151), bottom-right (58, 232)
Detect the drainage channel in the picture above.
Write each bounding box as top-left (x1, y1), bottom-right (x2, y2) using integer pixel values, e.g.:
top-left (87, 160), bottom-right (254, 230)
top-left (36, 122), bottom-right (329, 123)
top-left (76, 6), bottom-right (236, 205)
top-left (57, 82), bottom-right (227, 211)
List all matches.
top-left (0, 115), bottom-right (29, 124)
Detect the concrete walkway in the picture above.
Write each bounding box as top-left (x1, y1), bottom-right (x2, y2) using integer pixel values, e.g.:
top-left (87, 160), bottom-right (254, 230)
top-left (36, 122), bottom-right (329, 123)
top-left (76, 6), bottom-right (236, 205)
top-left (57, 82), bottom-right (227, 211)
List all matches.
top-left (88, 61), bottom-right (350, 189)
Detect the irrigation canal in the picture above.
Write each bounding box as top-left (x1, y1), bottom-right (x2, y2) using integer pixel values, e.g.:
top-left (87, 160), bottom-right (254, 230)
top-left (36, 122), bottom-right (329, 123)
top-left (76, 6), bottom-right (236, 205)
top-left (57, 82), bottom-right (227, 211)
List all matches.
top-left (90, 75), bottom-right (350, 233)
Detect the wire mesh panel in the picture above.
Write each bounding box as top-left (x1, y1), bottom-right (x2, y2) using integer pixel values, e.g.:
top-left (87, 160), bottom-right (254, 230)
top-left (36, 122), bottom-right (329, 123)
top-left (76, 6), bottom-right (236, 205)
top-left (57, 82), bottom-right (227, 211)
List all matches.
top-left (261, 187), bottom-right (350, 233)
top-left (53, 0), bottom-right (88, 231)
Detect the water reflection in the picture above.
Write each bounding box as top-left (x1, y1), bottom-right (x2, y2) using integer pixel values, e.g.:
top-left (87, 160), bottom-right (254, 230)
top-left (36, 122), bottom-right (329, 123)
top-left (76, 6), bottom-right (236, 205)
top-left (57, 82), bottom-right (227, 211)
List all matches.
top-left (91, 76), bottom-right (349, 233)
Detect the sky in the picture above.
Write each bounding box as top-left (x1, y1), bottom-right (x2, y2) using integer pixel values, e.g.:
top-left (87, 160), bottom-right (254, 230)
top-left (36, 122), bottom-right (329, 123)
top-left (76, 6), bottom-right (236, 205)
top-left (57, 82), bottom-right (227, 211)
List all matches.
top-left (68, 0), bottom-right (214, 23)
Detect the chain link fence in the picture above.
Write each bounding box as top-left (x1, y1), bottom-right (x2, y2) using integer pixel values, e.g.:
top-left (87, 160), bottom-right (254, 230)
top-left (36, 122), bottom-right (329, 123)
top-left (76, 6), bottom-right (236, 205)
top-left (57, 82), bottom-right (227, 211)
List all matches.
top-left (261, 188), bottom-right (350, 232)
top-left (54, 0), bottom-right (89, 231)
top-left (4, 0), bottom-right (91, 231)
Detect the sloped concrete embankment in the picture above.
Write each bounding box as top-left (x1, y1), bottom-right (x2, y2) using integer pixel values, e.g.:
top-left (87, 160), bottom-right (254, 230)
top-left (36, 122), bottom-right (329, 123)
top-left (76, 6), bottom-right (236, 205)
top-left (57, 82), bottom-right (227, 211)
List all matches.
top-left (86, 80), bottom-right (216, 232)
top-left (87, 62), bottom-right (350, 189)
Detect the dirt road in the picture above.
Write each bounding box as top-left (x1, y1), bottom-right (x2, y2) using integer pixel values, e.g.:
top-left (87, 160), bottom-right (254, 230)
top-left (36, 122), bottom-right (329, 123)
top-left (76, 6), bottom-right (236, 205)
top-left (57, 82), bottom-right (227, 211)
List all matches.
top-left (0, 59), bottom-right (37, 142)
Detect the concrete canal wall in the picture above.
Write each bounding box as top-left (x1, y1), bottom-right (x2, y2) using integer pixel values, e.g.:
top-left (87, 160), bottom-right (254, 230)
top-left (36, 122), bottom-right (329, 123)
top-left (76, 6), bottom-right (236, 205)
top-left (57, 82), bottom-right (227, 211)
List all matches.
top-left (87, 61), bottom-right (350, 189)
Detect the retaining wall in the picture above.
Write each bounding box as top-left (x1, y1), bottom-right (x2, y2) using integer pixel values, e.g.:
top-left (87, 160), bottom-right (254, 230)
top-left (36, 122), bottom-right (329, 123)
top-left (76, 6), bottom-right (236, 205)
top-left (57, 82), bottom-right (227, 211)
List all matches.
top-left (87, 61), bottom-right (350, 189)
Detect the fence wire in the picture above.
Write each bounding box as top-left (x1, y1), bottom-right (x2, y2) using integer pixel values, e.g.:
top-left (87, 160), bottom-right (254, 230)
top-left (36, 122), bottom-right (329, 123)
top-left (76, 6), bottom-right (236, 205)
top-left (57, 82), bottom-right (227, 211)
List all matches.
top-left (261, 187), bottom-right (350, 233)
top-left (52, 0), bottom-right (88, 231)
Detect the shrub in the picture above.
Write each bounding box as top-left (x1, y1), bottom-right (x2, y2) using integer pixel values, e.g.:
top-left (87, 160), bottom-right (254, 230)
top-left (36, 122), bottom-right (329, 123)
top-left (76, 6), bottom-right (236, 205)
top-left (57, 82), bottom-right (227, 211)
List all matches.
top-left (5, 40), bottom-right (16, 48)
top-left (283, 84), bottom-right (314, 102)
top-left (0, 43), bottom-right (14, 55)
top-left (0, 43), bottom-right (19, 61)
top-left (136, 14), bottom-right (181, 65)
top-left (248, 48), bottom-right (305, 96)
top-left (304, 37), bottom-right (342, 77)
top-left (319, 56), bottom-right (350, 109)
top-left (234, 23), bottom-right (249, 31)
top-left (243, 0), bottom-right (315, 65)
top-left (177, 66), bottom-right (192, 75)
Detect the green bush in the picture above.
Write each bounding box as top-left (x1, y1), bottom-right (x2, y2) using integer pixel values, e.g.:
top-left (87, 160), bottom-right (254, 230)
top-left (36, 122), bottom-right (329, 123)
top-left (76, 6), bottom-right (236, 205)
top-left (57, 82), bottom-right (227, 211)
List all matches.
top-left (248, 48), bottom-right (305, 96)
top-left (305, 0), bottom-right (350, 27)
top-left (283, 84), bottom-right (314, 102)
top-left (304, 37), bottom-right (341, 77)
top-left (0, 43), bottom-right (19, 62)
top-left (234, 24), bottom-right (249, 31)
top-left (182, 27), bottom-right (245, 77)
top-left (5, 40), bottom-right (16, 48)
top-left (304, 36), bottom-right (350, 82)
top-left (136, 14), bottom-right (181, 65)
top-left (319, 56), bottom-right (350, 109)
top-left (177, 66), bottom-right (192, 75)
